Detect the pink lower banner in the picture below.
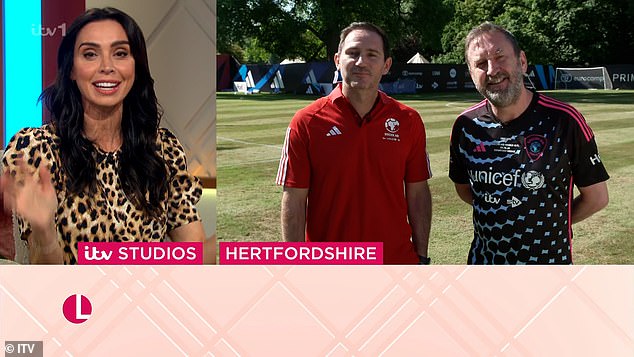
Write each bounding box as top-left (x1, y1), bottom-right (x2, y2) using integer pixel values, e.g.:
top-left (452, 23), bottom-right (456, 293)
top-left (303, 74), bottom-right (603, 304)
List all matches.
top-left (0, 266), bottom-right (632, 356)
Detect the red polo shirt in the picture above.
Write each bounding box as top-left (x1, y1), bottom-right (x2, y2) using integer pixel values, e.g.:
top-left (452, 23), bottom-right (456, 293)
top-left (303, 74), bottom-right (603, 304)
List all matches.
top-left (277, 85), bottom-right (431, 264)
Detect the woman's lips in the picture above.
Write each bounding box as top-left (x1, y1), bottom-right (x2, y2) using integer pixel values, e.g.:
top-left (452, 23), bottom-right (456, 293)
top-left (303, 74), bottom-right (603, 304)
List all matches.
top-left (93, 81), bottom-right (121, 94)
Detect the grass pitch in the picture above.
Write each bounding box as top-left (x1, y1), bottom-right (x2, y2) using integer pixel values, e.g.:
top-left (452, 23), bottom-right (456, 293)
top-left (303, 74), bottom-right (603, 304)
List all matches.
top-left (217, 90), bottom-right (634, 264)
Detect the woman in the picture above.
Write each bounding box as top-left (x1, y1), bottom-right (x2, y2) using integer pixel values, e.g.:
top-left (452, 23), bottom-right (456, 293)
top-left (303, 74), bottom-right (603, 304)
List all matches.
top-left (0, 8), bottom-right (211, 264)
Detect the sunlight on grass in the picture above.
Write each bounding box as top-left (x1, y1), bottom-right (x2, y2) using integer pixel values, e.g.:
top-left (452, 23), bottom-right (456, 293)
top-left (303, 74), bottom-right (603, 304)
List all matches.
top-left (217, 90), bottom-right (634, 264)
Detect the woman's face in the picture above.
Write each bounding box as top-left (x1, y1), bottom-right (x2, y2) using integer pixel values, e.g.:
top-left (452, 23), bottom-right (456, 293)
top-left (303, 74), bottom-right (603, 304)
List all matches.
top-left (71, 19), bottom-right (135, 114)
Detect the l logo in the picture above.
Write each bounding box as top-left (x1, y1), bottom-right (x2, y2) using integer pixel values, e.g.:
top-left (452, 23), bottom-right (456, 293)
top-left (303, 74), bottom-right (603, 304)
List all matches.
top-left (62, 294), bottom-right (92, 324)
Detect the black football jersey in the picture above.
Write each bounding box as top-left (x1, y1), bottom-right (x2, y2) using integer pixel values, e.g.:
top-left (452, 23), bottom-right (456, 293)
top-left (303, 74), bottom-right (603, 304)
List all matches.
top-left (449, 93), bottom-right (609, 264)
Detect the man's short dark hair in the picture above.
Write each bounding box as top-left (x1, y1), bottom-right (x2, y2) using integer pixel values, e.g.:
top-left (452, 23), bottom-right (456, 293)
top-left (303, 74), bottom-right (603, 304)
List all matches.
top-left (464, 22), bottom-right (521, 63)
top-left (338, 22), bottom-right (390, 59)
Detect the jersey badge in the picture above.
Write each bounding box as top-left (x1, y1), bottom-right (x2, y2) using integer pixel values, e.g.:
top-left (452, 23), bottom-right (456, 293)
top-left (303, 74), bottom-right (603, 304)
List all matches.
top-left (524, 134), bottom-right (547, 161)
top-left (385, 118), bottom-right (400, 133)
top-left (383, 118), bottom-right (401, 142)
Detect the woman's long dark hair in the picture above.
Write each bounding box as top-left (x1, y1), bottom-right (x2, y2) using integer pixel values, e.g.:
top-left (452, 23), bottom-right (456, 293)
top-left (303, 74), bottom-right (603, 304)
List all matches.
top-left (39, 7), bottom-right (168, 219)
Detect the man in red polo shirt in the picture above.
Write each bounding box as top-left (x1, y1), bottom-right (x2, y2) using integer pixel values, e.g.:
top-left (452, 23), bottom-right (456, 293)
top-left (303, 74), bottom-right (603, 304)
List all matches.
top-left (276, 22), bottom-right (433, 264)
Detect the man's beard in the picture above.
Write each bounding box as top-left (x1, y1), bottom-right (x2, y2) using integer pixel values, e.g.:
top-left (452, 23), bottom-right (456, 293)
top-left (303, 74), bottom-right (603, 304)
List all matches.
top-left (478, 67), bottom-right (524, 107)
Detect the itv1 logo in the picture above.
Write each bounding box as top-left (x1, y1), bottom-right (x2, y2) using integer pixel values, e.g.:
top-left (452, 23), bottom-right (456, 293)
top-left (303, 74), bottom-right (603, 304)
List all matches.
top-left (62, 294), bottom-right (92, 324)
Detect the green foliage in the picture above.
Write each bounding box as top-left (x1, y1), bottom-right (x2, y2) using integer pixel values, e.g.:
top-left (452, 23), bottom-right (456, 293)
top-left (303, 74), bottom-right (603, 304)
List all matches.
top-left (217, 0), bottom-right (252, 55)
top-left (219, 0), bottom-right (634, 65)
top-left (218, 0), bottom-right (455, 62)
top-left (242, 38), bottom-right (279, 64)
top-left (391, 0), bottom-right (455, 62)
top-left (437, 0), bottom-right (634, 65)
top-left (498, 0), bottom-right (632, 65)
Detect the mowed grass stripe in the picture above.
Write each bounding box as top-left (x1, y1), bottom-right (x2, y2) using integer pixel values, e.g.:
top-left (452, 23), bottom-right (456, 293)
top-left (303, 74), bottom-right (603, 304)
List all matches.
top-left (593, 128), bottom-right (634, 146)
top-left (586, 117), bottom-right (634, 130)
top-left (598, 141), bottom-right (634, 171)
top-left (217, 111), bottom-right (300, 123)
top-left (217, 90), bottom-right (634, 264)
top-left (218, 96), bottom-right (311, 108)
top-left (217, 147), bottom-right (281, 168)
top-left (219, 126), bottom-right (288, 137)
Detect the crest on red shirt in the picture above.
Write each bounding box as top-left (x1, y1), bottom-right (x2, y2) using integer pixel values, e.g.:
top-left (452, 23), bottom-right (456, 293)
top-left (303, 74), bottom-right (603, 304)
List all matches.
top-left (385, 118), bottom-right (400, 133)
top-left (524, 134), bottom-right (547, 161)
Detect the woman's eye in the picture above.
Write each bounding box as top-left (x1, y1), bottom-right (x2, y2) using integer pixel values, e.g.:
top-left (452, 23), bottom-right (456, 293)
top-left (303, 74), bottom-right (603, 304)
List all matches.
top-left (83, 52), bottom-right (97, 59)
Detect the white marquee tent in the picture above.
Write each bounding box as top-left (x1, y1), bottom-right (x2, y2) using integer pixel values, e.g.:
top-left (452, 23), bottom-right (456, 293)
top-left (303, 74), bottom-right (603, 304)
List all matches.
top-left (407, 52), bottom-right (430, 64)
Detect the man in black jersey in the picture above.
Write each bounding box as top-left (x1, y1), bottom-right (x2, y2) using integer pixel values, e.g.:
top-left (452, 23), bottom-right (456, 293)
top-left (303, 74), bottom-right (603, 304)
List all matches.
top-left (449, 22), bottom-right (609, 264)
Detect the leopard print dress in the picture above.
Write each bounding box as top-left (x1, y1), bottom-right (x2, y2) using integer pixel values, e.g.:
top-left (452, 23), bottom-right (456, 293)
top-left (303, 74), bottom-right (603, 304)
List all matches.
top-left (1, 124), bottom-right (202, 264)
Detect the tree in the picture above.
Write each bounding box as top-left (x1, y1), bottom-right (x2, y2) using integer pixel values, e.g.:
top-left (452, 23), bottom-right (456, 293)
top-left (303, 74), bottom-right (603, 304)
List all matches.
top-left (218, 0), bottom-right (454, 63)
top-left (242, 0), bottom-right (408, 61)
top-left (218, 0), bottom-right (634, 65)
top-left (500, 0), bottom-right (633, 65)
top-left (437, 0), bottom-right (634, 65)
top-left (436, 0), bottom-right (508, 63)
top-left (217, 0), bottom-right (250, 55)
top-left (391, 0), bottom-right (455, 61)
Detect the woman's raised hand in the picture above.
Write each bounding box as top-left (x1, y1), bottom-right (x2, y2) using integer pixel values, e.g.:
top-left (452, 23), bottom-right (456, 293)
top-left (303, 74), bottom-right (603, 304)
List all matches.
top-left (1, 158), bottom-right (58, 234)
